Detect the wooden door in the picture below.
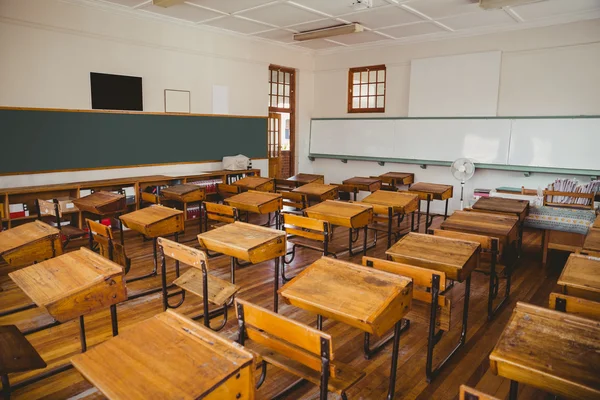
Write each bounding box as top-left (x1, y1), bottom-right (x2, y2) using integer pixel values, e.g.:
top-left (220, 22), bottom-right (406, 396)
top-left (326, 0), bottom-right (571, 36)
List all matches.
top-left (268, 112), bottom-right (281, 178)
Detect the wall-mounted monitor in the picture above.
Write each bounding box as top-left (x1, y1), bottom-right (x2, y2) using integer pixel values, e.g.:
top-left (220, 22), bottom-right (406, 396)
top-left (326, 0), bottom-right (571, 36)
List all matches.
top-left (90, 72), bottom-right (143, 111)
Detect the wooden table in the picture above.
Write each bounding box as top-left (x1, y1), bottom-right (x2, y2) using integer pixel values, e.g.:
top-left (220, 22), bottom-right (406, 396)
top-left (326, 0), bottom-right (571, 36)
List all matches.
top-left (0, 220), bottom-right (62, 268)
top-left (233, 176), bottom-right (274, 192)
top-left (71, 310), bottom-right (255, 400)
top-left (73, 191), bottom-right (127, 247)
top-left (441, 210), bottom-right (519, 252)
top-left (292, 183), bottom-right (338, 203)
top-left (472, 197), bottom-right (529, 256)
top-left (361, 190), bottom-right (419, 247)
top-left (583, 228), bottom-right (600, 257)
top-left (557, 254), bottom-right (600, 302)
top-left (279, 257), bottom-right (412, 400)
top-left (490, 302), bottom-right (600, 400)
top-left (386, 232), bottom-right (480, 381)
top-left (9, 248), bottom-right (127, 389)
top-left (408, 182), bottom-right (454, 231)
top-left (374, 172), bottom-right (415, 187)
top-left (225, 191), bottom-right (282, 228)
top-left (304, 200), bottom-right (374, 256)
top-left (120, 205), bottom-right (184, 282)
top-left (342, 177), bottom-right (382, 192)
top-left (0, 325), bottom-right (46, 400)
top-left (286, 173), bottom-right (324, 186)
top-left (198, 222), bottom-right (286, 312)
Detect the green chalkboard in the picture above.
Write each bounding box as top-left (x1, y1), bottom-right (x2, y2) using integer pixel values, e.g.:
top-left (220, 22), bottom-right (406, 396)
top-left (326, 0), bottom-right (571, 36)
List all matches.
top-left (0, 108), bottom-right (267, 175)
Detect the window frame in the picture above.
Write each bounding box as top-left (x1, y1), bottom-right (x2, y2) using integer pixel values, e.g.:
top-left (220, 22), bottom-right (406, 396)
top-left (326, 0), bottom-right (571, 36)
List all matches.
top-left (347, 64), bottom-right (386, 114)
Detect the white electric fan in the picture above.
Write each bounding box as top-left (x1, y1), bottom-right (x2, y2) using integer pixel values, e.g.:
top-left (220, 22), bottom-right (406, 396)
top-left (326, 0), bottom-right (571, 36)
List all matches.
top-left (450, 158), bottom-right (475, 210)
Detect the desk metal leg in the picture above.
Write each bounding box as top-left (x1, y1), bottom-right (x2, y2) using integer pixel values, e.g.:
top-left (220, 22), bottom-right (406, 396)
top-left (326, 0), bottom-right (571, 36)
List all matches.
top-left (274, 257), bottom-right (280, 313)
top-left (119, 215), bottom-right (125, 246)
top-left (2, 374), bottom-right (10, 400)
top-left (110, 304), bottom-right (118, 336)
top-left (444, 199), bottom-right (449, 219)
top-left (386, 320), bottom-right (403, 400)
top-left (231, 257), bottom-right (236, 284)
top-left (348, 226), bottom-right (376, 257)
top-left (411, 211), bottom-right (415, 232)
top-left (425, 198), bottom-right (432, 232)
top-left (517, 220), bottom-right (524, 258)
top-left (317, 314), bottom-right (323, 331)
top-left (509, 380), bottom-right (519, 400)
top-left (79, 316), bottom-right (87, 353)
top-left (364, 320), bottom-right (410, 360)
top-left (417, 201), bottom-right (422, 231)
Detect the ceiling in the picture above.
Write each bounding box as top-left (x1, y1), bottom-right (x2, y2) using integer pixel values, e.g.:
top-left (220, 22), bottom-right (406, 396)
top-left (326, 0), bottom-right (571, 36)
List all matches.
top-left (90, 0), bottom-right (600, 52)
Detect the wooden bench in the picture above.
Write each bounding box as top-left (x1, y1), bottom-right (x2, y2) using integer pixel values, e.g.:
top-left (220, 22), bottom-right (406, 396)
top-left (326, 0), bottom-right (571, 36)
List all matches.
top-left (158, 238), bottom-right (239, 331)
top-left (36, 198), bottom-right (87, 247)
top-left (235, 299), bottom-right (365, 400)
top-left (550, 292), bottom-right (600, 320)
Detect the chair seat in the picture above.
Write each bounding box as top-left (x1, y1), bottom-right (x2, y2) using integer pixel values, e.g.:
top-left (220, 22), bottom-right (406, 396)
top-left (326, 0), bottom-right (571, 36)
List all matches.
top-left (247, 342), bottom-right (365, 395)
top-left (288, 236), bottom-right (346, 254)
top-left (61, 224), bottom-right (87, 238)
top-left (405, 295), bottom-right (451, 332)
top-left (173, 269), bottom-right (240, 306)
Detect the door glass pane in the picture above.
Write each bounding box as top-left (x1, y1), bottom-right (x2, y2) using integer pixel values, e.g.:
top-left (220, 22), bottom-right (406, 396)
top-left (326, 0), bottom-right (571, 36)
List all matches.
top-left (283, 97), bottom-right (290, 108)
top-left (353, 72), bottom-right (361, 84)
top-left (377, 70), bottom-right (385, 81)
top-left (377, 96), bottom-right (384, 108)
top-left (353, 84), bottom-right (360, 95)
top-left (278, 84), bottom-right (284, 95)
top-left (352, 98), bottom-right (359, 108)
top-left (271, 70), bottom-right (277, 82)
top-left (279, 71), bottom-right (285, 83)
top-left (284, 85), bottom-right (290, 96)
top-left (369, 84), bottom-right (376, 95)
top-left (360, 97), bottom-right (367, 108)
top-left (361, 71), bottom-right (368, 82)
top-left (368, 96), bottom-right (376, 108)
top-left (361, 84), bottom-right (368, 96)
top-left (284, 73), bottom-right (290, 84)
top-left (369, 71), bottom-right (377, 83)
top-left (377, 83), bottom-right (385, 95)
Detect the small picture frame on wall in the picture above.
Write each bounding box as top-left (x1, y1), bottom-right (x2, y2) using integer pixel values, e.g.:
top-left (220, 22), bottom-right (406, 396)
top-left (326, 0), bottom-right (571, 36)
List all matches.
top-left (164, 89), bottom-right (190, 113)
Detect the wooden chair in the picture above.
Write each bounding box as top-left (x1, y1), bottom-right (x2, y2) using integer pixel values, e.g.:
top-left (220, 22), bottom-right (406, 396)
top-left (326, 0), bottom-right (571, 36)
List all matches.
top-left (362, 203), bottom-right (413, 249)
top-left (157, 238), bottom-right (239, 331)
top-left (369, 176), bottom-right (399, 192)
top-left (362, 256), bottom-right (452, 382)
top-left (550, 292), bottom-right (600, 320)
top-left (281, 214), bottom-right (342, 282)
top-left (235, 299), bottom-right (365, 400)
top-left (202, 202), bottom-right (239, 231)
top-left (279, 191), bottom-right (307, 215)
top-left (459, 385), bottom-right (499, 400)
top-left (36, 199), bottom-right (87, 247)
top-left (217, 183), bottom-right (241, 201)
top-left (431, 229), bottom-right (510, 320)
top-left (275, 178), bottom-right (297, 191)
top-left (332, 183), bottom-right (358, 201)
top-left (86, 219), bottom-right (131, 276)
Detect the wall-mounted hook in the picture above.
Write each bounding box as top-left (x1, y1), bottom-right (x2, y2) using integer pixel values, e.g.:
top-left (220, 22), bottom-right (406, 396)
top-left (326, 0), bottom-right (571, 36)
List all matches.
top-left (378, 161), bottom-right (385, 166)
top-left (341, 159), bottom-right (348, 164)
top-left (420, 164), bottom-right (427, 169)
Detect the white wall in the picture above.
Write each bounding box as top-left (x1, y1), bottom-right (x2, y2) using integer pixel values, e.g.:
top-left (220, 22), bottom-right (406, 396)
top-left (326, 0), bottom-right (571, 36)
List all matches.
top-left (0, 0), bottom-right (314, 187)
top-left (302, 19), bottom-right (600, 213)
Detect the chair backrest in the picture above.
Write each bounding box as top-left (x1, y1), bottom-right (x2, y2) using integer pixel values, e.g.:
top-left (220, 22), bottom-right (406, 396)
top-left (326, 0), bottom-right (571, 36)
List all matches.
top-left (36, 199), bottom-right (59, 217)
top-left (331, 184), bottom-right (358, 201)
top-left (86, 218), bottom-right (130, 272)
top-left (235, 299), bottom-right (335, 374)
top-left (283, 214), bottom-right (329, 243)
top-left (157, 237), bottom-right (208, 272)
top-left (217, 183), bottom-right (241, 195)
top-left (203, 202), bottom-right (239, 225)
top-left (431, 229), bottom-right (496, 252)
top-left (280, 191), bottom-right (307, 211)
top-left (549, 292), bottom-right (600, 320)
top-left (370, 176), bottom-right (399, 192)
top-left (275, 179), bottom-right (297, 192)
top-left (459, 385), bottom-right (499, 400)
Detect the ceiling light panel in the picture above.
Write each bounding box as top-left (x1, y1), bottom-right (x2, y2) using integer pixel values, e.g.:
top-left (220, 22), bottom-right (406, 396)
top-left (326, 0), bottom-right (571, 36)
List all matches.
top-left (403, 0), bottom-right (481, 19)
top-left (342, 5), bottom-right (424, 29)
top-left (140, 2), bottom-right (224, 22)
top-left (185, 0), bottom-right (278, 14)
top-left (236, 2), bottom-right (325, 26)
top-left (289, 0), bottom-right (389, 17)
top-left (379, 21), bottom-right (446, 38)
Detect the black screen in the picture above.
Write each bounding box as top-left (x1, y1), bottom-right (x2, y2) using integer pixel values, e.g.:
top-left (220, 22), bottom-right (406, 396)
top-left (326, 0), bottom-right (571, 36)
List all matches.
top-left (90, 72), bottom-right (143, 111)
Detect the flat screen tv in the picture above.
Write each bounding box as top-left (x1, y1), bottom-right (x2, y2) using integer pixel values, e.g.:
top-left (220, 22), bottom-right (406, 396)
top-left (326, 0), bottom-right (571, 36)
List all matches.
top-left (90, 72), bottom-right (143, 111)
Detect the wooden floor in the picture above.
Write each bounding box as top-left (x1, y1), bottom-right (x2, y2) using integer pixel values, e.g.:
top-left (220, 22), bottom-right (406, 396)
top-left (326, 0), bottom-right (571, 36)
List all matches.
top-left (0, 214), bottom-right (568, 400)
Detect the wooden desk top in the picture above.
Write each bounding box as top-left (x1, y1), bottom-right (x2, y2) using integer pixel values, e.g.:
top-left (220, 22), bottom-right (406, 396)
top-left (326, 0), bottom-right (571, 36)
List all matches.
top-left (0, 325), bottom-right (46, 375)
top-left (161, 184), bottom-right (200, 196)
top-left (441, 210), bottom-right (519, 246)
top-left (73, 191), bottom-right (126, 215)
top-left (409, 182), bottom-right (453, 200)
top-left (197, 221), bottom-right (286, 264)
top-left (342, 177), bottom-right (382, 192)
top-left (9, 247), bottom-right (127, 322)
top-left (490, 302), bottom-right (600, 400)
top-left (233, 176), bottom-right (272, 190)
top-left (0, 220), bottom-right (59, 255)
top-left (279, 257), bottom-right (412, 336)
top-left (472, 197), bottom-right (529, 220)
top-left (161, 184), bottom-right (205, 203)
top-left (71, 310), bottom-right (255, 400)
top-left (287, 173), bottom-right (324, 184)
top-left (361, 190), bottom-right (419, 214)
top-left (558, 254), bottom-right (600, 302)
top-left (304, 200), bottom-right (373, 229)
top-left (376, 172), bottom-right (415, 185)
top-left (292, 182), bottom-right (337, 196)
top-left (120, 205), bottom-right (184, 238)
top-left (584, 228), bottom-right (600, 253)
top-left (386, 232), bottom-right (480, 282)
top-left (225, 191), bottom-right (282, 214)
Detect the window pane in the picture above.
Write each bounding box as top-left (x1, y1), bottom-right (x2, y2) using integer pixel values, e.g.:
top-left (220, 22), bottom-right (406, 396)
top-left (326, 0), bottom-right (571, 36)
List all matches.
top-left (368, 96), bottom-right (376, 108)
top-left (271, 83), bottom-right (277, 95)
top-left (284, 85), bottom-right (290, 96)
top-left (360, 97), bottom-right (367, 108)
top-left (271, 70), bottom-right (277, 83)
top-left (361, 71), bottom-right (368, 82)
top-left (352, 98), bottom-right (360, 108)
top-left (369, 71), bottom-right (377, 83)
top-left (279, 72), bottom-right (286, 83)
top-left (361, 84), bottom-right (368, 96)
top-left (377, 83), bottom-right (385, 95)
top-left (278, 84), bottom-right (284, 95)
top-left (369, 84), bottom-right (376, 95)
top-left (353, 84), bottom-right (360, 96)
top-left (284, 97), bottom-right (290, 108)
top-left (377, 96), bottom-right (384, 108)
top-left (377, 70), bottom-right (385, 81)
top-left (284, 73), bottom-right (290, 84)
top-left (353, 72), bottom-right (361, 84)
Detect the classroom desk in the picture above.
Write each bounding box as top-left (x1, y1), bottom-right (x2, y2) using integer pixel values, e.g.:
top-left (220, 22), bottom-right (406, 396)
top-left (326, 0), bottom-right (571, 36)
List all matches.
top-left (408, 182), bottom-right (453, 231)
top-left (71, 310), bottom-right (255, 400)
top-left (8, 248), bottom-right (127, 390)
top-left (292, 183), bottom-right (338, 203)
top-left (386, 232), bottom-right (480, 381)
top-left (160, 184), bottom-right (205, 203)
top-left (198, 222), bottom-right (286, 312)
top-left (489, 302), bottom-right (600, 400)
top-left (360, 190), bottom-right (419, 248)
top-left (0, 220), bottom-right (62, 268)
top-left (557, 254), bottom-right (600, 302)
top-left (472, 197), bottom-right (529, 256)
top-left (373, 172), bottom-right (415, 188)
top-left (304, 200), bottom-right (374, 256)
top-left (119, 205), bottom-right (184, 282)
top-left (441, 211), bottom-right (519, 251)
top-left (233, 176), bottom-right (274, 192)
top-left (73, 191), bottom-right (127, 247)
top-left (225, 191), bottom-right (282, 228)
top-left (0, 325), bottom-right (46, 400)
top-left (279, 257), bottom-right (412, 400)
top-left (342, 177), bottom-right (382, 192)
top-left (583, 228), bottom-right (600, 257)
top-left (286, 173), bottom-right (324, 186)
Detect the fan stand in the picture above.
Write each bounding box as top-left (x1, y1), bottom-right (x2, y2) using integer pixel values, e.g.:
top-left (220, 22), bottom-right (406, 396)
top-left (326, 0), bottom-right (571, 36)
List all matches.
top-left (460, 180), bottom-right (465, 210)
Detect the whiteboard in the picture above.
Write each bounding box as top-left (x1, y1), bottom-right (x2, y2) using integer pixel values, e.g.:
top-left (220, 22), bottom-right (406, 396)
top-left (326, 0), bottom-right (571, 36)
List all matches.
top-left (409, 51), bottom-right (502, 117)
top-left (509, 119), bottom-right (600, 170)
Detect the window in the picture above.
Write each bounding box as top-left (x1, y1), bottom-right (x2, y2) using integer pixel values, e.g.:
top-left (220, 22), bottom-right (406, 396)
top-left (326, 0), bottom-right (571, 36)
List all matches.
top-left (347, 65), bottom-right (386, 113)
top-left (269, 67), bottom-right (293, 111)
